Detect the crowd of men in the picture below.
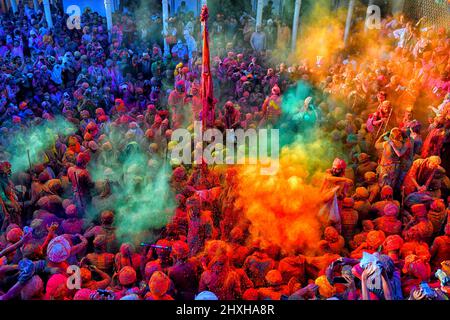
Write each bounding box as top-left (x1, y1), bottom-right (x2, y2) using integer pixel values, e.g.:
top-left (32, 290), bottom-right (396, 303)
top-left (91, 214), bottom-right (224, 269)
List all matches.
top-left (0, 1), bottom-right (449, 300)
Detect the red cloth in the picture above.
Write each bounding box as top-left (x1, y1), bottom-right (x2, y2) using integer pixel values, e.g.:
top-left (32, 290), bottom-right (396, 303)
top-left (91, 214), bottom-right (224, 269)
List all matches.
top-left (200, 6), bottom-right (215, 128)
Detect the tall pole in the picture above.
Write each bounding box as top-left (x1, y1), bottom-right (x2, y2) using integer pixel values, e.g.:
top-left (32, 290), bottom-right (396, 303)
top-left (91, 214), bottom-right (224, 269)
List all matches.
top-left (343, 0), bottom-right (355, 46)
top-left (256, 0), bottom-right (263, 27)
top-left (104, 0), bottom-right (113, 40)
top-left (200, 5), bottom-right (215, 129)
top-left (33, 0), bottom-right (39, 11)
top-left (162, 0), bottom-right (169, 55)
top-left (10, 0), bottom-right (17, 14)
top-left (291, 0), bottom-right (302, 51)
top-left (43, 0), bottom-right (53, 28)
top-left (201, 0), bottom-right (207, 30)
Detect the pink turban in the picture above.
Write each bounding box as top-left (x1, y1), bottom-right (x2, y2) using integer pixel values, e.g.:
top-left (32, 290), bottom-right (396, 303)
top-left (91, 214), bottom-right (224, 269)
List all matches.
top-left (44, 274), bottom-right (68, 300)
top-left (74, 289), bottom-right (94, 300)
top-left (65, 204), bottom-right (78, 217)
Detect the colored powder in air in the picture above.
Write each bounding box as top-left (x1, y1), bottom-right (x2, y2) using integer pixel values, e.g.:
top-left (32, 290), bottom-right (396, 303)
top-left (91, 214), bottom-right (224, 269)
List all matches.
top-left (4, 116), bottom-right (76, 172)
top-left (234, 132), bottom-right (336, 256)
top-left (87, 124), bottom-right (175, 243)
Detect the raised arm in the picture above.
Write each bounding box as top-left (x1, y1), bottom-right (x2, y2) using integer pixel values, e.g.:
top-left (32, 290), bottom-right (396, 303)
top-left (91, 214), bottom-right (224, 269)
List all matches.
top-left (71, 234), bottom-right (88, 256)
top-left (91, 265), bottom-right (111, 290)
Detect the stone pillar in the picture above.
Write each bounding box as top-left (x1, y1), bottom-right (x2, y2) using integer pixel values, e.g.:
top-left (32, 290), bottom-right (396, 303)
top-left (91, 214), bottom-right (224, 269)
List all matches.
top-left (162, 0), bottom-right (170, 55)
top-left (10, 0), bottom-right (17, 14)
top-left (343, 0), bottom-right (355, 46)
top-left (43, 0), bottom-right (53, 28)
top-left (291, 0), bottom-right (302, 51)
top-left (33, 0), bottom-right (39, 11)
top-left (256, 0), bottom-right (263, 27)
top-left (104, 0), bottom-right (113, 40)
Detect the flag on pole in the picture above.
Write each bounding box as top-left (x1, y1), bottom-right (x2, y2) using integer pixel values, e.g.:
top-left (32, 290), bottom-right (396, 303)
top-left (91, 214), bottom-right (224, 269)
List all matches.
top-left (200, 5), bottom-right (215, 129)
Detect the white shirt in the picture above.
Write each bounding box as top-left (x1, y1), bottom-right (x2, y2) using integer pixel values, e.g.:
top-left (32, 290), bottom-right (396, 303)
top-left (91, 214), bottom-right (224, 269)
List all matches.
top-left (184, 34), bottom-right (197, 59)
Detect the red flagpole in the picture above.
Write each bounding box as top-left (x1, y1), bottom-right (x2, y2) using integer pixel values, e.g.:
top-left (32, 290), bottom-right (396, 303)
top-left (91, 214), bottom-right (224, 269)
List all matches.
top-left (200, 5), bottom-right (215, 130)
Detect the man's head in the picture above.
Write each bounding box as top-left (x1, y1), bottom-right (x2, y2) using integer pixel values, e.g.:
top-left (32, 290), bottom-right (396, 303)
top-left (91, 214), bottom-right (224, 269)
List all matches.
top-left (364, 171), bottom-right (377, 183)
top-left (0, 161), bottom-right (12, 176)
top-left (101, 210), bottom-right (114, 225)
top-left (411, 204), bottom-right (428, 219)
top-left (176, 80), bottom-right (185, 93)
top-left (224, 101), bottom-right (234, 113)
top-left (358, 153), bottom-right (370, 164)
top-left (324, 226), bottom-right (339, 242)
top-left (380, 100), bottom-right (391, 113)
top-left (331, 158), bottom-right (346, 176)
top-left (381, 185), bottom-right (394, 200)
top-left (389, 127), bottom-right (403, 142)
top-left (272, 84), bottom-right (281, 96)
top-left (384, 203), bottom-right (399, 217)
top-left (427, 156), bottom-right (441, 169)
top-left (362, 220), bottom-right (374, 232)
top-left (118, 266), bottom-right (137, 287)
top-left (76, 152), bottom-right (90, 168)
top-left (149, 271), bottom-right (170, 297)
top-left (343, 197), bottom-right (354, 208)
top-left (80, 267), bottom-right (92, 283)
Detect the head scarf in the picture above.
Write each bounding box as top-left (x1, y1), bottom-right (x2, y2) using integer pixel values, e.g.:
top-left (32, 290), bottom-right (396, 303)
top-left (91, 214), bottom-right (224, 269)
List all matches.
top-left (171, 241), bottom-right (189, 260)
top-left (366, 230), bottom-right (385, 248)
top-left (149, 271), bottom-right (170, 297)
top-left (118, 266), bottom-right (137, 286)
top-left (47, 236), bottom-right (71, 263)
top-left (384, 235), bottom-right (404, 251)
top-left (411, 204), bottom-right (427, 218)
top-left (265, 270), bottom-right (283, 286)
top-left (144, 260), bottom-right (162, 280)
top-left (44, 274), bottom-right (68, 300)
top-left (7, 227), bottom-right (23, 243)
top-left (384, 203), bottom-right (399, 217)
top-left (195, 291), bottom-right (219, 300)
top-left (315, 275), bottom-right (335, 298)
top-left (73, 288), bottom-right (94, 300)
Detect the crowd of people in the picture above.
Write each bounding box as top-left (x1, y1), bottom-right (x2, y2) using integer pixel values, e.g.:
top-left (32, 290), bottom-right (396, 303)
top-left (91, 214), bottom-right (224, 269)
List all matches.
top-left (0, 1), bottom-right (449, 300)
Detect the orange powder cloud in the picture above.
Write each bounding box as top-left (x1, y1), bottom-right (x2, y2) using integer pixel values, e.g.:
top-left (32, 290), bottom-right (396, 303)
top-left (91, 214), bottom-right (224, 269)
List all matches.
top-left (234, 142), bottom-right (331, 256)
